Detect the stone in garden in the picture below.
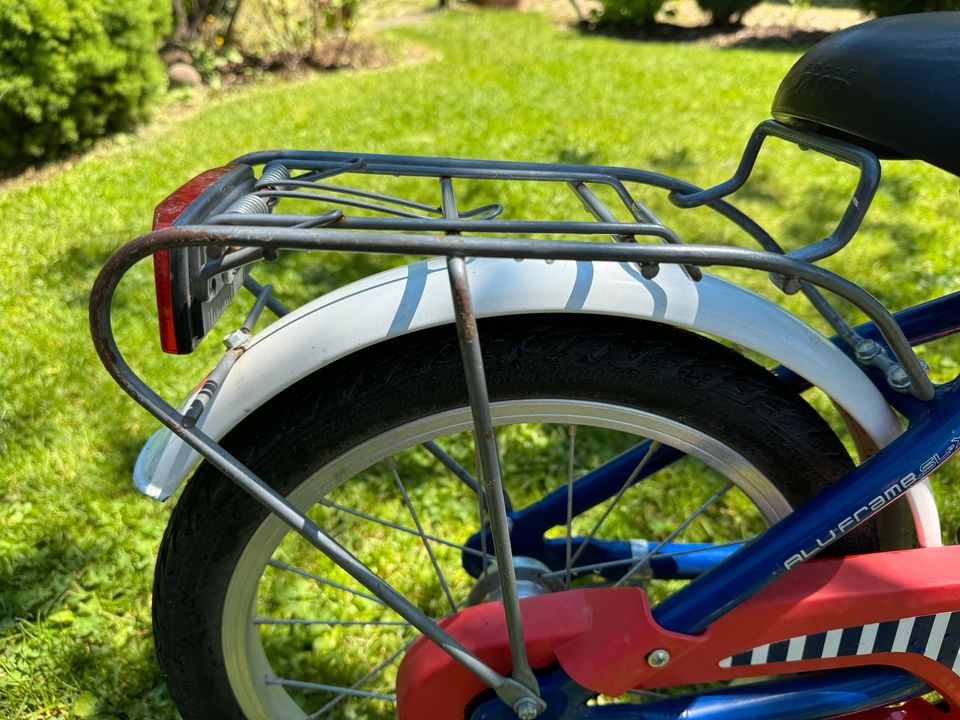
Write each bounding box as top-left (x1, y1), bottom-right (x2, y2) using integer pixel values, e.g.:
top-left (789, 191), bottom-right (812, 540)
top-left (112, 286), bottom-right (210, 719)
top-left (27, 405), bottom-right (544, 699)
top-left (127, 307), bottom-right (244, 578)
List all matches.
top-left (168, 62), bottom-right (202, 87)
top-left (161, 46), bottom-right (193, 65)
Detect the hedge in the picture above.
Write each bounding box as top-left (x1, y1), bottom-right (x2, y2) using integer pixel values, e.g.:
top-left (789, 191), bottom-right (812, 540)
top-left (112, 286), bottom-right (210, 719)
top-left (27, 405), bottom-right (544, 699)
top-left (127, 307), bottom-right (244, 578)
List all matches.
top-left (0, 0), bottom-right (169, 170)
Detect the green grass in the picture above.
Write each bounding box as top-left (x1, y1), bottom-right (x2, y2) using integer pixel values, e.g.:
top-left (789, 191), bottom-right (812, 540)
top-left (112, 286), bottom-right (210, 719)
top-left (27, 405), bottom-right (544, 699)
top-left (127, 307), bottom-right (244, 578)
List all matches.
top-left (2, 7), bottom-right (959, 718)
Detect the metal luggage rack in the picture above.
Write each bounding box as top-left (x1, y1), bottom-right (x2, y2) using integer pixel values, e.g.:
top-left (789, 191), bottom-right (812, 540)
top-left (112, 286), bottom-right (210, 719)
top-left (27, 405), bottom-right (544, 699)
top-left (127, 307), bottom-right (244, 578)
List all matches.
top-left (192, 120), bottom-right (933, 401)
top-left (91, 120), bottom-right (936, 416)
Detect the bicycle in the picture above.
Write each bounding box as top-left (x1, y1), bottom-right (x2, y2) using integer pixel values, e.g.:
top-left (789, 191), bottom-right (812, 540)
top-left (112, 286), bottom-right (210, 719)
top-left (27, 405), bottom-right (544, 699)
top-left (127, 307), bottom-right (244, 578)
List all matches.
top-left (90, 13), bottom-right (960, 720)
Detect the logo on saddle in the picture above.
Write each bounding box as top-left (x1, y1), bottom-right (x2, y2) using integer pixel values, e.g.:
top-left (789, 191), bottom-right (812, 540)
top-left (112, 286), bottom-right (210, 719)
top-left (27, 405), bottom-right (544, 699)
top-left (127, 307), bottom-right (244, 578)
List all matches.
top-left (791, 62), bottom-right (858, 96)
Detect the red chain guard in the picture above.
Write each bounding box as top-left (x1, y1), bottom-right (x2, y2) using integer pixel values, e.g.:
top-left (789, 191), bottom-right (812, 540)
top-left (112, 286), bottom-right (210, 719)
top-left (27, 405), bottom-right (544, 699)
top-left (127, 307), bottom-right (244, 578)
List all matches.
top-left (396, 546), bottom-right (960, 719)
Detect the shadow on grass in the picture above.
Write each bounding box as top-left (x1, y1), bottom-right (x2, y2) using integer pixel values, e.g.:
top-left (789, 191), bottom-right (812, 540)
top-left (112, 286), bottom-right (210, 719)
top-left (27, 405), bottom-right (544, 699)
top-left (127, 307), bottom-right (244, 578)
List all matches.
top-left (557, 147), bottom-right (603, 165)
top-left (0, 532), bottom-right (93, 629)
top-left (0, 518), bottom-right (176, 717)
top-left (295, 249), bottom-right (410, 298)
top-left (100, 434), bottom-right (159, 482)
top-left (47, 240), bottom-right (128, 303)
top-left (62, 637), bottom-right (174, 719)
top-left (575, 22), bottom-right (834, 51)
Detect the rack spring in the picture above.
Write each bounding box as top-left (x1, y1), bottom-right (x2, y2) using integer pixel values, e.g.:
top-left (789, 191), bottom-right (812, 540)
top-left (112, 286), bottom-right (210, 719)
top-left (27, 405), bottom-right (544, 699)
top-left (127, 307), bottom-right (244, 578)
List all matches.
top-left (226, 194), bottom-right (272, 215)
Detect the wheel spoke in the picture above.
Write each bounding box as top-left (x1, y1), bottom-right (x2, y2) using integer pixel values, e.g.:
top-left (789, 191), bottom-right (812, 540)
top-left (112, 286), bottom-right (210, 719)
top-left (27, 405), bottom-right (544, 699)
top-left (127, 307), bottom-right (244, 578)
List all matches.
top-left (423, 440), bottom-right (481, 496)
top-left (320, 498), bottom-right (487, 558)
top-left (267, 559), bottom-right (385, 605)
top-left (265, 676), bottom-right (396, 702)
top-left (422, 438), bottom-right (514, 512)
top-left (306, 638), bottom-right (417, 719)
top-left (306, 607), bottom-right (464, 719)
top-left (567, 440), bottom-right (662, 571)
top-left (615, 480), bottom-right (733, 587)
top-left (542, 537), bottom-right (752, 579)
top-left (627, 689), bottom-right (671, 700)
top-left (650, 537), bottom-right (751, 558)
top-left (564, 424), bottom-right (577, 589)
top-left (387, 457), bottom-right (458, 613)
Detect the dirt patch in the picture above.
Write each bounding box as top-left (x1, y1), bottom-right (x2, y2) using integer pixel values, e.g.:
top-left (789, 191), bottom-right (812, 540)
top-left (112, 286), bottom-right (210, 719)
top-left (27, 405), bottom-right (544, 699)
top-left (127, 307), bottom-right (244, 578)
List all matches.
top-left (704, 0), bottom-right (869, 47)
top-left (578, 22), bottom-right (839, 47)
top-left (703, 26), bottom-right (837, 48)
top-left (181, 37), bottom-right (395, 88)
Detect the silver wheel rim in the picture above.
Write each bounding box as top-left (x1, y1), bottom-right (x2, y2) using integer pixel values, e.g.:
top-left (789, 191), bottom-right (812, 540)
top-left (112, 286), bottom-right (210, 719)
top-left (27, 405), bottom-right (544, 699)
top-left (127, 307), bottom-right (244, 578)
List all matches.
top-left (221, 399), bottom-right (792, 719)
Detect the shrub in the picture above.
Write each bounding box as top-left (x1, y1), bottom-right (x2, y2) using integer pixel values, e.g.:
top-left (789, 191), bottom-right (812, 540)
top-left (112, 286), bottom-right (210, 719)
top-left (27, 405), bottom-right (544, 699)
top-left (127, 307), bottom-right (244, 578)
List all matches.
top-left (857, 0), bottom-right (960, 14)
top-left (695, 0), bottom-right (760, 26)
top-left (242, 0), bottom-right (359, 66)
top-left (0, 0), bottom-right (169, 170)
top-left (591, 0), bottom-right (666, 28)
top-left (171, 0), bottom-right (242, 43)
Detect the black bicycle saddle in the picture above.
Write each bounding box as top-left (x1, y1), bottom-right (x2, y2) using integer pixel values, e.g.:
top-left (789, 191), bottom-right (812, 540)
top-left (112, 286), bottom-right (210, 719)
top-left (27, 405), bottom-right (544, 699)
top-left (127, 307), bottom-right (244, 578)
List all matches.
top-left (772, 13), bottom-right (960, 176)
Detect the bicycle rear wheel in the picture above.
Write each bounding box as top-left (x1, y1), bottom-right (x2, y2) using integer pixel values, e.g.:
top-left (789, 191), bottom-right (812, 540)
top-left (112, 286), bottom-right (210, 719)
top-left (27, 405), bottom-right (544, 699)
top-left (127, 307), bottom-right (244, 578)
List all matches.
top-left (153, 315), bottom-right (893, 719)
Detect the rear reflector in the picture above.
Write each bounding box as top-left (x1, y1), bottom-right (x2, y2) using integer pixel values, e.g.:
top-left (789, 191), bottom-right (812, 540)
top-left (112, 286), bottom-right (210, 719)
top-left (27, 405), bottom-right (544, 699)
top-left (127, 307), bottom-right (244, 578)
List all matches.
top-left (152, 166), bottom-right (237, 354)
top-left (152, 166), bottom-right (237, 231)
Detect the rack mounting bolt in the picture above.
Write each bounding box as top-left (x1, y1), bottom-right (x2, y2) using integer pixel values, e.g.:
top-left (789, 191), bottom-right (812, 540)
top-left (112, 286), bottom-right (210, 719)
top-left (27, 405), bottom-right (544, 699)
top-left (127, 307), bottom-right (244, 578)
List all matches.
top-left (770, 273), bottom-right (801, 295)
top-left (514, 697), bottom-right (541, 720)
top-left (887, 365), bottom-right (911, 390)
top-left (647, 648), bottom-right (671, 668)
top-left (854, 339), bottom-right (881, 363)
top-left (641, 262), bottom-right (660, 280)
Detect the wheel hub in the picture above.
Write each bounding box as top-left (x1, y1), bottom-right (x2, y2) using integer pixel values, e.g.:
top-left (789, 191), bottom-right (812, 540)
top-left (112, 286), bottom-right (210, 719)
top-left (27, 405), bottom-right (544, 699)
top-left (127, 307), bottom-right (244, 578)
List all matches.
top-left (467, 556), bottom-right (564, 606)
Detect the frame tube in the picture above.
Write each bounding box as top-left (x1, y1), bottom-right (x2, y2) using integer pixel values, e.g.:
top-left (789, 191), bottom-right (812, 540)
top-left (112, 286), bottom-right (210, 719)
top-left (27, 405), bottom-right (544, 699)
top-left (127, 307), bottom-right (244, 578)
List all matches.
top-left (653, 382), bottom-right (960, 633)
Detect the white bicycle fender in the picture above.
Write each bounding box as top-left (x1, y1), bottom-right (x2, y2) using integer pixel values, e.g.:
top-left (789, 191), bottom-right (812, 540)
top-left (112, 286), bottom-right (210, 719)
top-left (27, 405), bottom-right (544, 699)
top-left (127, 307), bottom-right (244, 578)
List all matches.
top-left (135, 257), bottom-right (940, 544)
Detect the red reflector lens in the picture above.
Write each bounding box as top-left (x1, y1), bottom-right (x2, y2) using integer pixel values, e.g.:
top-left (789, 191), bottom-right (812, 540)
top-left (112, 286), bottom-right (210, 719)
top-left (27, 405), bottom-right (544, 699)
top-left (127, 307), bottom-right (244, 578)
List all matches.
top-left (152, 166), bottom-right (236, 230)
top-left (152, 165), bottom-right (235, 353)
top-left (153, 250), bottom-right (179, 353)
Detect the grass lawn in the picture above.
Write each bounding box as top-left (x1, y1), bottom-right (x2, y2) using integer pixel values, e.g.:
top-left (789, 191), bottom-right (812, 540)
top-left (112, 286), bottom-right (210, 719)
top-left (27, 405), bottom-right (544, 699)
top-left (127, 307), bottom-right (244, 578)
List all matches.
top-left (1, 6), bottom-right (959, 718)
